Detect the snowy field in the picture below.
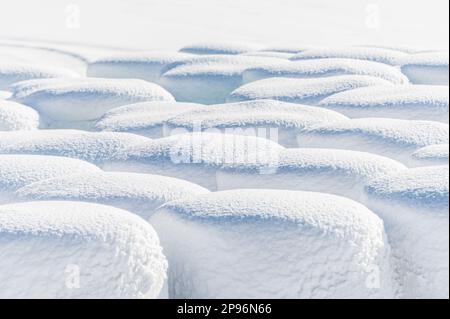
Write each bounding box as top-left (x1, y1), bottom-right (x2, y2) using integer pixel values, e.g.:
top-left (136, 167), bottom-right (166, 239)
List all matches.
top-left (0, 0), bottom-right (449, 299)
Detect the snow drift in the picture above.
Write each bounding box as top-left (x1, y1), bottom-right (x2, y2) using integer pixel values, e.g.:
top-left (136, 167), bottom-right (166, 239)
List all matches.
top-left (318, 85), bottom-right (449, 123)
top-left (150, 189), bottom-right (394, 298)
top-left (0, 99), bottom-right (40, 130)
top-left (363, 166), bottom-right (449, 298)
top-left (179, 42), bottom-right (262, 55)
top-left (296, 118), bottom-right (449, 165)
top-left (0, 201), bottom-right (167, 298)
top-left (410, 144), bottom-right (449, 167)
top-left (15, 172), bottom-right (209, 219)
top-left (227, 75), bottom-right (393, 105)
top-left (399, 51), bottom-right (449, 85)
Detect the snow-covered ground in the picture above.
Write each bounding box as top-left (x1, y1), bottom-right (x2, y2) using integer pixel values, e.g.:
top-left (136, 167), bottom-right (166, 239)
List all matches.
top-left (0, 0), bottom-right (448, 299)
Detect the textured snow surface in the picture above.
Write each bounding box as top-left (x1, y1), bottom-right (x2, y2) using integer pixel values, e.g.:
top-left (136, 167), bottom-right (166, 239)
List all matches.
top-left (399, 51), bottom-right (449, 85)
top-left (0, 201), bottom-right (167, 298)
top-left (179, 42), bottom-right (263, 55)
top-left (150, 189), bottom-right (394, 298)
top-left (319, 85), bottom-right (449, 123)
top-left (410, 144), bottom-right (449, 167)
top-left (297, 118), bottom-right (449, 165)
top-left (0, 99), bottom-right (40, 130)
top-left (364, 166), bottom-right (449, 298)
top-left (228, 76), bottom-right (393, 104)
top-left (15, 172), bottom-right (209, 218)
top-left (0, 154), bottom-right (101, 203)
top-left (0, 130), bottom-right (150, 165)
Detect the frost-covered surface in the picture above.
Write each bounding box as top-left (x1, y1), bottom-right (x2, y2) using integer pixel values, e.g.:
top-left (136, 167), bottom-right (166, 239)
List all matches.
top-left (319, 85), bottom-right (449, 123)
top-left (228, 75), bottom-right (393, 104)
top-left (95, 101), bottom-right (203, 138)
top-left (363, 166), bottom-right (449, 298)
top-left (410, 144), bottom-right (449, 167)
top-left (297, 118), bottom-right (449, 165)
top-left (0, 99), bottom-right (40, 130)
top-left (0, 201), bottom-right (167, 298)
top-left (15, 172), bottom-right (209, 218)
top-left (150, 189), bottom-right (394, 298)
top-left (165, 100), bottom-right (347, 147)
top-left (242, 58), bottom-right (409, 84)
top-left (0, 129), bottom-right (150, 165)
top-left (217, 148), bottom-right (407, 201)
top-left (399, 51), bottom-right (449, 85)
top-left (12, 78), bottom-right (175, 123)
top-left (105, 132), bottom-right (284, 190)
top-left (0, 154), bottom-right (101, 203)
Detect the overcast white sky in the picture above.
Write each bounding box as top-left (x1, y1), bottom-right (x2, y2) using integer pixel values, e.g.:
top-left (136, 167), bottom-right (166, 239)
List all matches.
top-left (1, 0), bottom-right (448, 50)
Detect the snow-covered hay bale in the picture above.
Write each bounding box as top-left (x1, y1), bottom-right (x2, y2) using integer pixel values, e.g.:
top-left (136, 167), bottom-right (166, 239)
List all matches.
top-left (150, 189), bottom-right (394, 298)
top-left (227, 75), bottom-right (393, 105)
top-left (242, 58), bottom-right (409, 84)
top-left (363, 166), bottom-right (449, 298)
top-left (159, 55), bottom-right (283, 104)
top-left (319, 85), bottom-right (449, 123)
top-left (87, 51), bottom-right (192, 84)
top-left (217, 148), bottom-right (407, 201)
top-left (0, 201), bottom-right (167, 299)
top-left (0, 130), bottom-right (150, 166)
top-left (409, 144), bottom-right (449, 167)
top-left (95, 101), bottom-right (203, 138)
top-left (179, 42), bottom-right (262, 55)
top-left (0, 100), bottom-right (40, 130)
top-left (296, 118), bottom-right (449, 165)
top-left (12, 78), bottom-right (175, 123)
top-left (16, 172), bottom-right (209, 219)
top-left (399, 51), bottom-right (449, 85)
top-left (0, 154), bottom-right (100, 203)
top-left (104, 132), bottom-right (284, 190)
top-left (0, 61), bottom-right (78, 90)
top-left (290, 47), bottom-right (408, 65)
top-left (164, 100), bottom-right (347, 147)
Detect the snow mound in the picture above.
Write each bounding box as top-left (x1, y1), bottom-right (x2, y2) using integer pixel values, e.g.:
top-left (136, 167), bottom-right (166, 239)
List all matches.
top-left (159, 55), bottom-right (284, 104)
top-left (104, 132), bottom-right (284, 190)
top-left (150, 189), bottom-right (393, 298)
top-left (297, 118), bottom-right (449, 165)
top-left (165, 99), bottom-right (348, 147)
top-left (319, 85), bottom-right (449, 123)
top-left (95, 101), bottom-right (203, 138)
top-left (217, 148), bottom-right (407, 201)
top-left (260, 45), bottom-right (315, 54)
top-left (0, 154), bottom-right (101, 203)
top-left (0, 129), bottom-right (150, 166)
top-left (399, 51), bottom-right (449, 85)
top-left (241, 51), bottom-right (295, 59)
top-left (0, 201), bottom-right (167, 299)
top-left (13, 78), bottom-right (175, 122)
top-left (0, 100), bottom-right (40, 130)
top-left (179, 42), bottom-right (262, 55)
top-left (16, 172), bottom-right (210, 219)
top-left (363, 166), bottom-right (449, 298)
top-left (87, 51), bottom-right (192, 84)
top-left (0, 61), bottom-right (79, 90)
top-left (290, 47), bottom-right (408, 65)
top-left (242, 58), bottom-right (409, 84)
top-left (227, 75), bottom-right (393, 104)
top-left (410, 144), bottom-right (449, 167)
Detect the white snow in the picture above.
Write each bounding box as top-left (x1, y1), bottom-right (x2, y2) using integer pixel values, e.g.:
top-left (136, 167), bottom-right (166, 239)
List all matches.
top-left (227, 75), bottom-right (394, 104)
top-left (164, 99), bottom-right (348, 147)
top-left (242, 58), bottom-right (409, 84)
top-left (0, 154), bottom-right (101, 203)
top-left (12, 78), bottom-right (175, 123)
top-left (410, 144), bottom-right (449, 167)
top-left (150, 189), bottom-right (394, 298)
top-left (0, 99), bottom-right (40, 130)
top-left (104, 132), bottom-right (284, 190)
top-left (296, 118), bottom-right (449, 165)
top-left (15, 172), bottom-right (209, 219)
top-left (318, 85), bottom-right (449, 123)
top-left (363, 166), bottom-right (449, 298)
top-left (179, 42), bottom-right (262, 55)
top-left (0, 129), bottom-right (150, 166)
top-left (95, 101), bottom-right (203, 138)
top-left (0, 201), bottom-right (167, 298)
top-left (217, 148), bottom-right (407, 202)
top-left (399, 51), bottom-right (449, 85)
